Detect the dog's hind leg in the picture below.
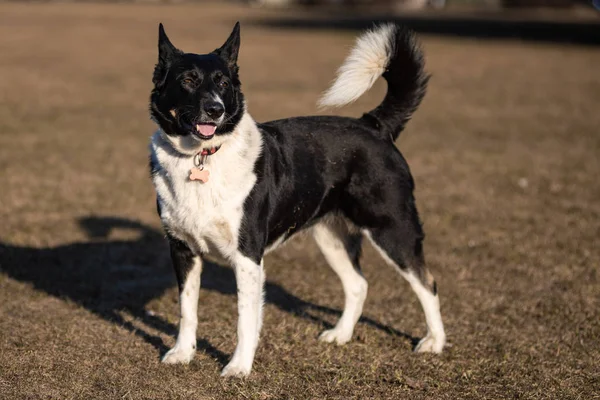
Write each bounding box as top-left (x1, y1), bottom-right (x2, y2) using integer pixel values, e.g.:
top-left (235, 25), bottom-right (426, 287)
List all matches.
top-left (313, 219), bottom-right (368, 345)
top-left (162, 235), bottom-right (202, 364)
top-left (364, 218), bottom-right (446, 353)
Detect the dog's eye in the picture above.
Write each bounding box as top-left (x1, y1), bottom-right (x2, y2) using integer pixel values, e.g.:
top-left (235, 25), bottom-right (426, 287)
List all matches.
top-left (220, 81), bottom-right (229, 88)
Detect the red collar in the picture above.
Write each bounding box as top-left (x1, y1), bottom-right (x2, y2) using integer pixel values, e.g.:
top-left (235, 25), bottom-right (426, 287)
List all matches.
top-left (200, 146), bottom-right (221, 156)
top-left (193, 145), bottom-right (221, 170)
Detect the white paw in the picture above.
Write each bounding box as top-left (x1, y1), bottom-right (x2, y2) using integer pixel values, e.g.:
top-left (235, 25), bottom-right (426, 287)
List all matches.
top-left (414, 334), bottom-right (445, 353)
top-left (319, 328), bottom-right (353, 345)
top-left (161, 344), bottom-right (196, 364)
top-left (221, 361), bottom-right (252, 377)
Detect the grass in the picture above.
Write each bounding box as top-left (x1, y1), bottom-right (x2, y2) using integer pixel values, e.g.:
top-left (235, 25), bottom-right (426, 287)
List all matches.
top-left (0, 2), bottom-right (599, 399)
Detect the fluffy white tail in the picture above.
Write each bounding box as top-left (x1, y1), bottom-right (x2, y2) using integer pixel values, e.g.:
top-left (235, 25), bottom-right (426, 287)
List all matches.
top-left (317, 24), bottom-right (428, 141)
top-left (318, 24), bottom-right (396, 109)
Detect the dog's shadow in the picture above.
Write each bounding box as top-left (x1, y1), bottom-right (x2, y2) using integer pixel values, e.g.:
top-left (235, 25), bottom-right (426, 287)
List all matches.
top-left (0, 216), bottom-right (415, 367)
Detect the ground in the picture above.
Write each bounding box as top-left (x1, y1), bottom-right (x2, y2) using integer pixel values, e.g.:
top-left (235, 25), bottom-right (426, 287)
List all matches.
top-left (0, 3), bottom-right (599, 399)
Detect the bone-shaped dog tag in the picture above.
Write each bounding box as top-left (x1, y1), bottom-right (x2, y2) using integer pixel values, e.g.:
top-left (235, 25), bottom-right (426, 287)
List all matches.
top-left (190, 167), bottom-right (210, 183)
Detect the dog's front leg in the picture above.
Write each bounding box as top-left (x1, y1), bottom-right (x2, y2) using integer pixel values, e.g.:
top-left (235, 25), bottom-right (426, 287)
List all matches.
top-left (162, 235), bottom-right (202, 364)
top-left (221, 254), bottom-right (265, 377)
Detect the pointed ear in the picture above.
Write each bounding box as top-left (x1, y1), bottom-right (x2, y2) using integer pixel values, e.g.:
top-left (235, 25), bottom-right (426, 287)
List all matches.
top-left (213, 22), bottom-right (240, 69)
top-left (154, 23), bottom-right (180, 87)
top-left (158, 23), bottom-right (179, 64)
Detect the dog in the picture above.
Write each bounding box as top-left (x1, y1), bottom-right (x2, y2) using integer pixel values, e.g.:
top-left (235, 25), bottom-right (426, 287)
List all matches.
top-left (148, 22), bottom-right (445, 377)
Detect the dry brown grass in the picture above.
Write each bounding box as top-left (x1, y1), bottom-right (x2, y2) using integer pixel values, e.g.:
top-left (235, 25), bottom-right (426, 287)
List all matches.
top-left (0, 3), bottom-right (599, 399)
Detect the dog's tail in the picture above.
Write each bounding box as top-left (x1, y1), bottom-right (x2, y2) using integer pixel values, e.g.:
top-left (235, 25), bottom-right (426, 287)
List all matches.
top-left (317, 24), bottom-right (428, 142)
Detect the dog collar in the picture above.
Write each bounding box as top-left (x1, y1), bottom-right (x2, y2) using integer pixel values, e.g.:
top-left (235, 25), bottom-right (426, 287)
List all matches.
top-left (199, 146), bottom-right (221, 156)
top-left (193, 145), bottom-right (221, 167)
top-left (190, 146), bottom-right (220, 183)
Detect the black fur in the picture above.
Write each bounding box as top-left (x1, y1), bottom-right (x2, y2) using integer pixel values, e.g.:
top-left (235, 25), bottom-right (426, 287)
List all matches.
top-left (363, 26), bottom-right (429, 142)
top-left (150, 23), bottom-right (436, 295)
top-left (166, 233), bottom-right (196, 292)
top-left (150, 23), bottom-right (244, 140)
top-left (240, 116), bottom-right (426, 277)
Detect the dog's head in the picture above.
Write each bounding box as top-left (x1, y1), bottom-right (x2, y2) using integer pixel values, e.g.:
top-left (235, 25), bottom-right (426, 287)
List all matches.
top-left (150, 23), bottom-right (245, 154)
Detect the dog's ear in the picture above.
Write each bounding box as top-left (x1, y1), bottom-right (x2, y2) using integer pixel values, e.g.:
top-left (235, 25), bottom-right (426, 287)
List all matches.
top-left (158, 23), bottom-right (179, 63)
top-left (213, 22), bottom-right (240, 70)
top-left (153, 23), bottom-right (181, 87)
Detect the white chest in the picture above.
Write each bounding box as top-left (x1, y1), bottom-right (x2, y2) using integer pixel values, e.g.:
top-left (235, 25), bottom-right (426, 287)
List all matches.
top-left (150, 124), bottom-right (260, 261)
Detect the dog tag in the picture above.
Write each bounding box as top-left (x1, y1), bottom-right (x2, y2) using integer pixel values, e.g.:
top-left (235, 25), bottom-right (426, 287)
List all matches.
top-left (190, 168), bottom-right (210, 183)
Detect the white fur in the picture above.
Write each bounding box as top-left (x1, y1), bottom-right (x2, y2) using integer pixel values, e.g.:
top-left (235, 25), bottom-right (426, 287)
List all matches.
top-left (363, 230), bottom-right (446, 353)
top-left (212, 94), bottom-right (225, 109)
top-left (221, 254), bottom-right (265, 377)
top-left (162, 256), bottom-right (202, 364)
top-left (264, 234), bottom-right (286, 254)
top-left (151, 111), bottom-right (266, 375)
top-left (405, 273), bottom-right (445, 353)
top-left (313, 221), bottom-right (368, 345)
top-left (318, 24), bottom-right (396, 109)
top-left (150, 112), bottom-right (262, 260)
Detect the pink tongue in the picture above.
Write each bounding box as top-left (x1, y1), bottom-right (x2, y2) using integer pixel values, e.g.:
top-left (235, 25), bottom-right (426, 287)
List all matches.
top-left (196, 124), bottom-right (216, 137)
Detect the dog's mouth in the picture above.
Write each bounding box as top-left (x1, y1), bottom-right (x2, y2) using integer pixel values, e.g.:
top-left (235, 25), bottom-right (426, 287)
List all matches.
top-left (180, 119), bottom-right (218, 140)
top-left (193, 123), bottom-right (217, 139)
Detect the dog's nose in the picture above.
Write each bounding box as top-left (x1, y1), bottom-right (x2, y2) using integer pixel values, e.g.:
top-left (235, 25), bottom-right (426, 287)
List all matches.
top-left (204, 102), bottom-right (224, 119)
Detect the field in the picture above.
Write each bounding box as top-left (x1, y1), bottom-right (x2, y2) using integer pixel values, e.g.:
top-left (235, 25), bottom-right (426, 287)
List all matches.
top-left (0, 3), bottom-right (599, 399)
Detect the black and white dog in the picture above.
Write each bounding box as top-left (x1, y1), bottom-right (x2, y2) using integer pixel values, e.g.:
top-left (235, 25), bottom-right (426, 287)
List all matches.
top-left (149, 22), bottom-right (445, 377)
